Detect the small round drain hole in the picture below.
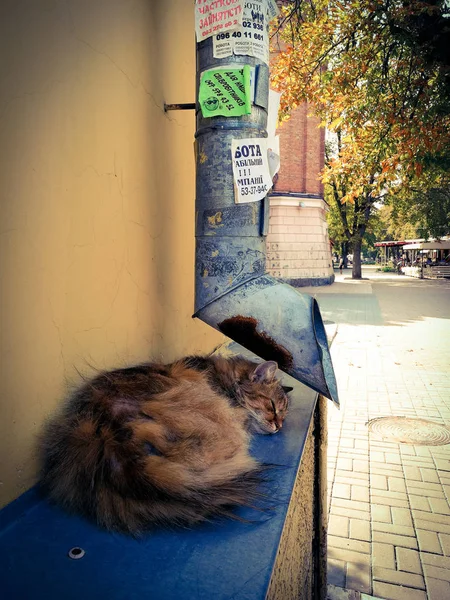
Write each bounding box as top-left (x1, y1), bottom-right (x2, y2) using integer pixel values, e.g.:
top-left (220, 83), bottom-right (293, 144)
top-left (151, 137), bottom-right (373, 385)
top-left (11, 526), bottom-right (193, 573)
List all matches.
top-left (367, 417), bottom-right (450, 446)
top-left (68, 547), bottom-right (85, 560)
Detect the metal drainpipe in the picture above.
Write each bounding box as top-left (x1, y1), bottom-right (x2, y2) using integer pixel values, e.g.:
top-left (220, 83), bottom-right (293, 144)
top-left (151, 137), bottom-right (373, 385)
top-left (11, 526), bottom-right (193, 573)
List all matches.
top-left (194, 37), bottom-right (339, 406)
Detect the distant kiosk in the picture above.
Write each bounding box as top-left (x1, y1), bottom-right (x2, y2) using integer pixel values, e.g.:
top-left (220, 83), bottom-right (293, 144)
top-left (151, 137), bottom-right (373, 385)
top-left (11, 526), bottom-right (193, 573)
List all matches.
top-left (402, 239), bottom-right (450, 279)
top-left (375, 238), bottom-right (450, 278)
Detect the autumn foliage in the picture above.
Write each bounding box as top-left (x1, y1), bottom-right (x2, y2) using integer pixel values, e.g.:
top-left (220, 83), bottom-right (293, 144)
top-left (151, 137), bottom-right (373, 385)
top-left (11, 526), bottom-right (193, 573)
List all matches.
top-left (271, 0), bottom-right (450, 277)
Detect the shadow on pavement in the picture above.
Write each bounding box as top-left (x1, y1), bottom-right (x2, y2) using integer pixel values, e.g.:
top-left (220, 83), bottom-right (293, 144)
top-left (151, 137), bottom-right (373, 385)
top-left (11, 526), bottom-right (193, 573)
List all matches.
top-left (308, 270), bottom-right (450, 327)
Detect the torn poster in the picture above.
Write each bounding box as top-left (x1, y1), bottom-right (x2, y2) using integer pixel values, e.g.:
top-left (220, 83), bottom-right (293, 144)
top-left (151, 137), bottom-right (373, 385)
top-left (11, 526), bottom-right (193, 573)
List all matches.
top-left (267, 136), bottom-right (280, 178)
top-left (267, 89), bottom-right (281, 177)
top-left (212, 0), bottom-right (280, 64)
top-left (232, 138), bottom-right (273, 203)
top-left (267, 89), bottom-right (281, 138)
top-left (195, 0), bottom-right (244, 42)
top-left (266, 0), bottom-right (280, 20)
top-left (199, 65), bottom-right (252, 118)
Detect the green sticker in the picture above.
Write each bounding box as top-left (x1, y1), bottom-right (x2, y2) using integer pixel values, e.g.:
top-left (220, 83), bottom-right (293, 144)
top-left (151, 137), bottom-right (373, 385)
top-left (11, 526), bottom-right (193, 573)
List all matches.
top-left (199, 65), bottom-right (251, 118)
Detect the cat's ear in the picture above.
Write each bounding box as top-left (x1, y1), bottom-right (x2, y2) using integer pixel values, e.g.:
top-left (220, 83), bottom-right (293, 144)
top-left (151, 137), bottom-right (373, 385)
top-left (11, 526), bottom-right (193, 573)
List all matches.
top-left (282, 385), bottom-right (294, 394)
top-left (251, 361), bottom-right (278, 383)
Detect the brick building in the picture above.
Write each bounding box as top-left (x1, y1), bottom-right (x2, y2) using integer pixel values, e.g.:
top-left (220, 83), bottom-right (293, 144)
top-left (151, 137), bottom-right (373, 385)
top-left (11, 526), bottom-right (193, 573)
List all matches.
top-left (266, 103), bottom-right (335, 286)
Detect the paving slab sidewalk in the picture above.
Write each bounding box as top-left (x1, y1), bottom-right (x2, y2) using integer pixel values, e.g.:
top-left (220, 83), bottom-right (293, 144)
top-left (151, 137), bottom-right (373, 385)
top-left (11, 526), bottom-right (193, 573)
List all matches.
top-left (304, 267), bottom-right (450, 600)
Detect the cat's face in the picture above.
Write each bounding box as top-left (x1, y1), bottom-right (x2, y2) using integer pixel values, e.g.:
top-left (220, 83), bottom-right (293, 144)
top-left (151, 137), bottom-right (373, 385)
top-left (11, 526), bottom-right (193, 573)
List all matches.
top-left (240, 361), bottom-right (292, 435)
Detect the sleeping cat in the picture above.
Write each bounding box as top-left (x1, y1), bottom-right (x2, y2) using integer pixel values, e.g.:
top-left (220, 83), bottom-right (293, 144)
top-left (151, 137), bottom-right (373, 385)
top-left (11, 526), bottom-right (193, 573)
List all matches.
top-left (39, 354), bottom-right (292, 534)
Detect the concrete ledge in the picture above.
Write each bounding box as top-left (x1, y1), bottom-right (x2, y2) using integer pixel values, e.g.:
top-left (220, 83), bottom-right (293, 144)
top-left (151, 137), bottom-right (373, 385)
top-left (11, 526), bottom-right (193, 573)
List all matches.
top-left (0, 342), bottom-right (321, 600)
top-left (327, 584), bottom-right (383, 600)
top-left (280, 275), bottom-right (335, 288)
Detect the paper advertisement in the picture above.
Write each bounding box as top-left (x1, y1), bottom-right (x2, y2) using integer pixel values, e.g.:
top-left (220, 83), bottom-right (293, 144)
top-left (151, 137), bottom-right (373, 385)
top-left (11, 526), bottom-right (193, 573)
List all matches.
top-left (267, 136), bottom-right (280, 178)
top-left (195, 0), bottom-right (244, 42)
top-left (266, 0), bottom-right (280, 20)
top-left (267, 89), bottom-right (281, 138)
top-left (232, 138), bottom-right (273, 203)
top-left (267, 89), bottom-right (281, 177)
top-left (212, 0), bottom-right (280, 64)
top-left (199, 66), bottom-right (252, 118)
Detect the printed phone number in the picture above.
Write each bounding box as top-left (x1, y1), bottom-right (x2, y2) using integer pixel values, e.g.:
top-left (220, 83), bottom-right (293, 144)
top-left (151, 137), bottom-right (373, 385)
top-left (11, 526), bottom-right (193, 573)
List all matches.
top-left (203, 80), bottom-right (241, 111)
top-left (239, 185), bottom-right (268, 196)
top-left (216, 31), bottom-right (264, 41)
top-left (216, 21), bottom-right (264, 40)
top-left (203, 18), bottom-right (240, 36)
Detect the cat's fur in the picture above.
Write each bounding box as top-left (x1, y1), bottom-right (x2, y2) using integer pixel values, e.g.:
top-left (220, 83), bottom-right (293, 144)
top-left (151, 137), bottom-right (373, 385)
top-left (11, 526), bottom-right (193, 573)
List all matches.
top-left (39, 355), bottom-right (291, 534)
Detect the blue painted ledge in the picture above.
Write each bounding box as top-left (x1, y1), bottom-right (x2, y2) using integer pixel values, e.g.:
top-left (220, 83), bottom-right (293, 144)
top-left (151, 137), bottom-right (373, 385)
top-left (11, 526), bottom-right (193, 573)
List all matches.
top-left (0, 344), bottom-right (317, 600)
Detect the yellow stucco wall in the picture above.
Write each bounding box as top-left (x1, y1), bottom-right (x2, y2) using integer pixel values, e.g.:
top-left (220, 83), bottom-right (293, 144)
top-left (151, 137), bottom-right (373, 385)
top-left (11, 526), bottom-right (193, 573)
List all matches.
top-left (0, 0), bottom-right (222, 508)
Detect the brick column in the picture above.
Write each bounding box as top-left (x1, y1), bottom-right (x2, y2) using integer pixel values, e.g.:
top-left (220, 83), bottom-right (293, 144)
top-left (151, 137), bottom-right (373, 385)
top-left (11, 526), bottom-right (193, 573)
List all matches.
top-left (266, 103), bottom-right (334, 287)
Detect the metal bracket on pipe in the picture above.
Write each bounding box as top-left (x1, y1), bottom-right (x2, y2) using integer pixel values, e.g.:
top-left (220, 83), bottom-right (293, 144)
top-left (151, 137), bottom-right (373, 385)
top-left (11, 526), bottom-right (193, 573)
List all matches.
top-left (164, 103), bottom-right (196, 112)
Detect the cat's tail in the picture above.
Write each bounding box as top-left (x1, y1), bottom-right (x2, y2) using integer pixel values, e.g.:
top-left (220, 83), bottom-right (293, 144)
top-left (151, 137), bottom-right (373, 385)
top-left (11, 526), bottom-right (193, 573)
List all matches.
top-left (93, 455), bottom-right (274, 534)
top-left (183, 464), bottom-right (276, 523)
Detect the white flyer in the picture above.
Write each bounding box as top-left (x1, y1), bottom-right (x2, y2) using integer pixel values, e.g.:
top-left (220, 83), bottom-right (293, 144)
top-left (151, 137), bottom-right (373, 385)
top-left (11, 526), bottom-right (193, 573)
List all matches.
top-left (267, 135), bottom-right (280, 178)
top-left (232, 138), bottom-right (273, 203)
top-left (195, 0), bottom-right (245, 42)
top-left (266, 0), bottom-right (280, 20)
top-left (267, 89), bottom-right (281, 138)
top-left (267, 89), bottom-right (281, 177)
top-left (212, 0), bottom-right (279, 64)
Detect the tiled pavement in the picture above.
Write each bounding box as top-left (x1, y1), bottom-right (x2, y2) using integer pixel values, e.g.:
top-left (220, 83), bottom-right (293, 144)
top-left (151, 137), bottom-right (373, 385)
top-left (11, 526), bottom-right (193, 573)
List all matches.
top-left (304, 268), bottom-right (450, 600)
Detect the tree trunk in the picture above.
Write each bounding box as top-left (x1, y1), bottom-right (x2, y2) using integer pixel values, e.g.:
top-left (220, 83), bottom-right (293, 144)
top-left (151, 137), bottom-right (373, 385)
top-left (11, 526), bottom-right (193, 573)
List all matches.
top-left (352, 237), bottom-right (363, 279)
top-left (341, 241), bottom-right (349, 268)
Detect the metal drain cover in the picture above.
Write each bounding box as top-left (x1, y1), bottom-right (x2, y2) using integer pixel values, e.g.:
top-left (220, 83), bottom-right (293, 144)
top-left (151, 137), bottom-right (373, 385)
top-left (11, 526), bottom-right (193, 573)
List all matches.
top-left (367, 416), bottom-right (450, 446)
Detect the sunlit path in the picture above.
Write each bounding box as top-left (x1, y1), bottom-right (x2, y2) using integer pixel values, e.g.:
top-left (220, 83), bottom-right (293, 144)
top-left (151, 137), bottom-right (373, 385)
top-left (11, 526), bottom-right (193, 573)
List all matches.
top-left (303, 266), bottom-right (450, 600)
